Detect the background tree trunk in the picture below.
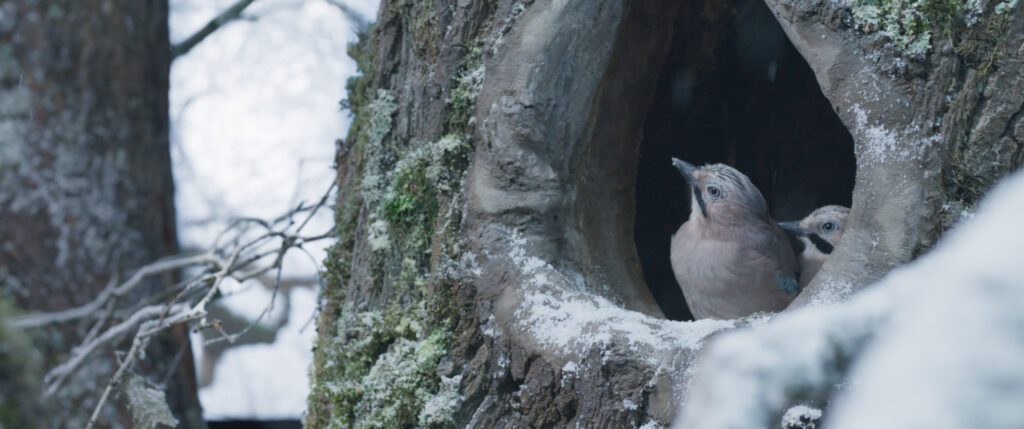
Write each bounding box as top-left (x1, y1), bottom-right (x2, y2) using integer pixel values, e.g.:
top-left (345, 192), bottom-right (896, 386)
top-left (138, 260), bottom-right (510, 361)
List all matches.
top-left (307, 0), bottom-right (1023, 427)
top-left (0, 1), bottom-right (204, 427)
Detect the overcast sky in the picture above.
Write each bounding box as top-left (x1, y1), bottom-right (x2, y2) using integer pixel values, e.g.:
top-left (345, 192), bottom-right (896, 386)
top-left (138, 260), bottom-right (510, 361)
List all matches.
top-left (169, 0), bottom-right (378, 419)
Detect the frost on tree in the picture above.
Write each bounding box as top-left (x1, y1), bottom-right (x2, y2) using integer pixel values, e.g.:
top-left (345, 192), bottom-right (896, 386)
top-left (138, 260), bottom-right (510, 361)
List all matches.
top-left (306, 0), bottom-right (1024, 427)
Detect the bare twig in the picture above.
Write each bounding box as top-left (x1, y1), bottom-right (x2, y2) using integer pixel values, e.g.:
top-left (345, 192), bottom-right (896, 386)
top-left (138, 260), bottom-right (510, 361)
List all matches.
top-left (43, 304), bottom-right (188, 397)
top-left (14, 183), bottom-right (338, 426)
top-left (86, 333), bottom-right (148, 429)
top-left (84, 249), bottom-right (240, 429)
top-left (11, 254), bottom-right (221, 329)
top-left (324, 0), bottom-right (370, 32)
top-left (171, 0), bottom-right (260, 60)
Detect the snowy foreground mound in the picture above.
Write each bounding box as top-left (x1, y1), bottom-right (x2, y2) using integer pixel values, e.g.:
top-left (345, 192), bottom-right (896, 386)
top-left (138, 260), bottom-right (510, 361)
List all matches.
top-left (678, 170), bottom-right (1024, 429)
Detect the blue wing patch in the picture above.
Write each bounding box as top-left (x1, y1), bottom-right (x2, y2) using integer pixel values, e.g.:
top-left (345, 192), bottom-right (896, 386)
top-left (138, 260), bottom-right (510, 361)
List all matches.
top-left (776, 274), bottom-right (800, 296)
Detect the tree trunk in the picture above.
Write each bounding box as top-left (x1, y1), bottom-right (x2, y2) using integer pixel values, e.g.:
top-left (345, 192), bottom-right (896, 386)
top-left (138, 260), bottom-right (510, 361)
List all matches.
top-left (765, 0), bottom-right (1024, 306)
top-left (0, 1), bottom-right (204, 427)
top-left (307, 0), bottom-right (1023, 427)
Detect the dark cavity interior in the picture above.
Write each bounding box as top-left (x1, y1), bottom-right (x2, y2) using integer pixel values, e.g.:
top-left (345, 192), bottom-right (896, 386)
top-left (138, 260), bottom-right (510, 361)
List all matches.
top-left (634, 0), bottom-right (856, 321)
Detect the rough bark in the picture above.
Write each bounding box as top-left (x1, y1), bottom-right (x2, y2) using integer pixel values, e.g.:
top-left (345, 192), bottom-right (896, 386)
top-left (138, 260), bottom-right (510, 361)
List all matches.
top-left (676, 0), bottom-right (1024, 426)
top-left (308, 0), bottom-right (1024, 427)
top-left (0, 1), bottom-right (203, 427)
top-left (763, 0), bottom-right (1024, 305)
top-left (753, 0), bottom-right (1024, 305)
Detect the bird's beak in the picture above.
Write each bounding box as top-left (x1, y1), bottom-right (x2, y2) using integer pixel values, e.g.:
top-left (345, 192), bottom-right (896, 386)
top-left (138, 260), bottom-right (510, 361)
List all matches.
top-left (673, 157), bottom-right (708, 219)
top-left (671, 157), bottom-right (698, 185)
top-left (778, 221), bottom-right (806, 237)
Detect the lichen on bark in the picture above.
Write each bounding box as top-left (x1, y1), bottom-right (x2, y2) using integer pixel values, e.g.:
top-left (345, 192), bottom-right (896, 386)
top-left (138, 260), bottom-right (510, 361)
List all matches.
top-left (306, 1), bottom-right (487, 425)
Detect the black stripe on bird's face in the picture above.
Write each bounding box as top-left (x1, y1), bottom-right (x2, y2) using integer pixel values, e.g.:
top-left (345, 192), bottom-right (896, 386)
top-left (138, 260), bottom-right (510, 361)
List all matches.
top-left (692, 185), bottom-right (708, 219)
top-left (808, 233), bottom-right (834, 254)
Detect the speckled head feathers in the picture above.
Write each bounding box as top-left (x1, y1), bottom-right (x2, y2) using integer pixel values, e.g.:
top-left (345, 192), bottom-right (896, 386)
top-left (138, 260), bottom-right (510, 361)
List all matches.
top-left (800, 205), bottom-right (850, 247)
top-left (687, 162), bottom-right (769, 219)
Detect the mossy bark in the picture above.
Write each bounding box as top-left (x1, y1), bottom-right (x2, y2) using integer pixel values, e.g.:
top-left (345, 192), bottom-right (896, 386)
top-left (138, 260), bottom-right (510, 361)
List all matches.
top-left (0, 1), bottom-right (203, 427)
top-left (306, 0), bottom-right (492, 426)
top-left (309, 0), bottom-right (1024, 427)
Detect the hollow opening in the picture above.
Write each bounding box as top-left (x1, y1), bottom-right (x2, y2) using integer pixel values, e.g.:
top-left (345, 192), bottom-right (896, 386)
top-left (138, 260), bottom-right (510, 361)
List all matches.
top-left (634, 0), bottom-right (856, 321)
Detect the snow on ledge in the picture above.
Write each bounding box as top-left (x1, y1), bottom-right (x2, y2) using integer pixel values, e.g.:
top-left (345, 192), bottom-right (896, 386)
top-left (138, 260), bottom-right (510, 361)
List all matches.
top-left (517, 290), bottom-right (732, 362)
top-left (500, 228), bottom-right (733, 368)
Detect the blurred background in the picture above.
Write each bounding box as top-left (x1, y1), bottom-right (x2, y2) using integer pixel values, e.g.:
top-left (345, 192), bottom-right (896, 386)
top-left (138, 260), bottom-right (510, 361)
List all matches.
top-left (169, 0), bottom-right (377, 424)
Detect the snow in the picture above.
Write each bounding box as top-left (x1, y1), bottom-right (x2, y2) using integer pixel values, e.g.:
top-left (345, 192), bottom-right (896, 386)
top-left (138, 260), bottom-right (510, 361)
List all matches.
top-left (781, 405), bottom-right (821, 428)
top-left (851, 105), bottom-right (899, 162)
top-left (169, 0), bottom-right (378, 420)
top-left (802, 278), bottom-right (856, 306)
top-left (504, 227), bottom-right (733, 374)
top-left (850, 105), bottom-right (940, 164)
top-left (675, 170), bottom-right (1024, 429)
top-left (517, 290), bottom-right (733, 363)
top-left (639, 421), bottom-right (665, 429)
top-left (562, 361), bottom-right (578, 374)
top-left (561, 361), bottom-right (578, 387)
top-left (622, 399), bottom-right (639, 410)
top-left (827, 170), bottom-right (1024, 429)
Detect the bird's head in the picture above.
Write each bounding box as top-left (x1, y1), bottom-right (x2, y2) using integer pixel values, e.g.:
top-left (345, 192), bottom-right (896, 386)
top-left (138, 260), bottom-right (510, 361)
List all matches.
top-left (671, 158), bottom-right (769, 222)
top-left (779, 205), bottom-right (850, 255)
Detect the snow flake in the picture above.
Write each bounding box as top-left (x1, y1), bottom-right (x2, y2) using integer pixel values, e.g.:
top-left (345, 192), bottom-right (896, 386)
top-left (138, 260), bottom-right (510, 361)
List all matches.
top-left (622, 399), bottom-right (639, 411)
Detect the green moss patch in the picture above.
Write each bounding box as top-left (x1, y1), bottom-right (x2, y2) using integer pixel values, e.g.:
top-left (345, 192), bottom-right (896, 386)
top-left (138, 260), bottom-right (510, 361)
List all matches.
top-left (845, 0), bottom-right (1018, 56)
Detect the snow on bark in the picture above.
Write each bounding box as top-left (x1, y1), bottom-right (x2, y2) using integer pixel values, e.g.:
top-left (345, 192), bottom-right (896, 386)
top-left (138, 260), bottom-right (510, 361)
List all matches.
top-left (850, 105), bottom-right (941, 164)
top-left (516, 288), bottom-right (732, 362)
top-left (489, 226), bottom-right (737, 409)
top-left (676, 170), bottom-right (1024, 429)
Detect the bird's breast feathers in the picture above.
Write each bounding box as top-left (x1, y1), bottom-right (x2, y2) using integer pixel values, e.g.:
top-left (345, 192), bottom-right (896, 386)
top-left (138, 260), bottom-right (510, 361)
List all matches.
top-left (671, 227), bottom-right (798, 292)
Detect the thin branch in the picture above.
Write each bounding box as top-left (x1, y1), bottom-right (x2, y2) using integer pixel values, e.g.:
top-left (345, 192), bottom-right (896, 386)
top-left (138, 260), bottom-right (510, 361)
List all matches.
top-left (324, 0), bottom-right (370, 32)
top-left (11, 254), bottom-right (221, 329)
top-left (43, 304), bottom-right (187, 397)
top-left (79, 300), bottom-right (117, 349)
top-left (86, 333), bottom-right (149, 429)
top-left (23, 183), bottom-right (337, 424)
top-left (171, 0), bottom-right (260, 60)
top-left (84, 250), bottom-right (240, 429)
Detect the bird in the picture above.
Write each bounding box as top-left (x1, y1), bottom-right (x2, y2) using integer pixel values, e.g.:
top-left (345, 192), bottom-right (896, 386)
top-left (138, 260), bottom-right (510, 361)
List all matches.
top-left (669, 158), bottom-right (800, 320)
top-left (779, 205), bottom-right (850, 289)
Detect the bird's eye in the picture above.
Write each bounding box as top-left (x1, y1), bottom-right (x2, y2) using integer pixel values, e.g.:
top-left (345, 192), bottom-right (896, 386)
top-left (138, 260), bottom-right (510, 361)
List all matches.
top-left (706, 186), bottom-right (721, 198)
top-left (822, 221), bottom-right (837, 232)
